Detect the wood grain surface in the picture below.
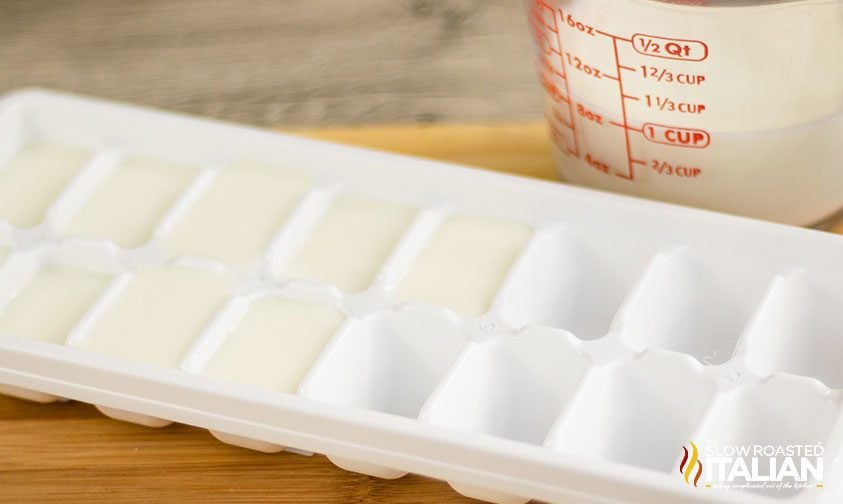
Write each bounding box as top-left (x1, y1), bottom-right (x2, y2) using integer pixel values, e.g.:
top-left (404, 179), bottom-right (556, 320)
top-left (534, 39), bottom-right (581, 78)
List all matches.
top-left (0, 397), bottom-right (484, 503)
top-left (1, 122), bottom-right (842, 503)
top-left (0, 0), bottom-right (541, 127)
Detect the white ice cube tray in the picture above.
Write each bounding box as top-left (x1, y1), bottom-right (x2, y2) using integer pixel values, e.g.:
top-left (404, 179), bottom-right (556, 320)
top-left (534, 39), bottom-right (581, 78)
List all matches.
top-left (0, 89), bottom-right (842, 504)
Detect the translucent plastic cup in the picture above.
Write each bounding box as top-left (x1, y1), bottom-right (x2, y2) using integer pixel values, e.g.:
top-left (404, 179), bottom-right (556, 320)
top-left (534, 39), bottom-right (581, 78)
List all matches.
top-left (527, 0), bottom-right (843, 225)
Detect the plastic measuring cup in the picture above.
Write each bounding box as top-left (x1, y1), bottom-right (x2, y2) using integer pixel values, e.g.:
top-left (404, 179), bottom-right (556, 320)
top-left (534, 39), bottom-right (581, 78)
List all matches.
top-left (527, 0), bottom-right (843, 225)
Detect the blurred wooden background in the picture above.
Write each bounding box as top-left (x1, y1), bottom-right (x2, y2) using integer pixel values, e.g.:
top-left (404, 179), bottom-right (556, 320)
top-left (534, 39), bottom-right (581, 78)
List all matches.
top-left (0, 3), bottom-right (543, 502)
top-left (2, 4), bottom-right (842, 504)
top-left (0, 0), bottom-right (542, 127)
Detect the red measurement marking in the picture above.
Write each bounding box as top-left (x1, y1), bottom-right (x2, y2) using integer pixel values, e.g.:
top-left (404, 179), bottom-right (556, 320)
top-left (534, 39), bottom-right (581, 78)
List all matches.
top-left (576, 102), bottom-right (604, 125)
top-left (640, 66), bottom-right (706, 85)
top-left (594, 29), bottom-right (631, 42)
top-left (610, 121), bottom-right (643, 133)
top-left (553, 109), bottom-right (575, 129)
top-left (553, 7), bottom-right (580, 157)
top-left (539, 73), bottom-right (569, 103)
top-left (632, 34), bottom-right (709, 62)
top-left (643, 123), bottom-right (711, 148)
top-left (611, 37), bottom-right (635, 181)
top-left (538, 56), bottom-right (567, 82)
top-left (538, 7), bottom-right (712, 180)
top-left (652, 160), bottom-right (703, 178)
top-left (528, 2), bottom-right (555, 55)
top-left (585, 153), bottom-right (611, 174)
top-left (549, 124), bottom-right (575, 156)
top-left (559, 10), bottom-right (597, 37)
top-left (537, 1), bottom-right (558, 33)
top-left (564, 52), bottom-right (606, 80)
top-left (645, 95), bottom-right (707, 114)
top-left (531, 1), bottom-right (567, 56)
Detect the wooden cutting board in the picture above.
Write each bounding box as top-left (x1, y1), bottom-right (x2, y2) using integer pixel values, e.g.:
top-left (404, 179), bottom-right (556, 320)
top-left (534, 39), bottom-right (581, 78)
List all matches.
top-left (1, 122), bottom-right (840, 503)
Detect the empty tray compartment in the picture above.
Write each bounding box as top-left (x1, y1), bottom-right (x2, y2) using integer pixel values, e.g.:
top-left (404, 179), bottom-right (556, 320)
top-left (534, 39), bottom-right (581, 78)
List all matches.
top-left (299, 304), bottom-right (467, 419)
top-left (498, 225), bottom-right (657, 340)
top-left (545, 351), bottom-right (716, 472)
top-left (617, 247), bottom-right (775, 365)
top-left (421, 326), bottom-right (591, 446)
top-left (738, 269), bottom-right (843, 389)
top-left (691, 376), bottom-right (841, 497)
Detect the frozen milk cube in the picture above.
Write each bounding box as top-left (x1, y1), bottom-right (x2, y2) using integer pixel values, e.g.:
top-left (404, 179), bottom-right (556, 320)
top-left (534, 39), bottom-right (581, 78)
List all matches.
top-left (64, 157), bottom-right (198, 248)
top-left (394, 217), bottom-right (532, 317)
top-left (283, 197), bottom-right (416, 292)
top-left (0, 266), bottom-right (112, 344)
top-left (164, 164), bottom-right (311, 264)
top-left (201, 297), bottom-right (344, 392)
top-left (0, 145), bottom-right (90, 228)
top-left (75, 266), bottom-right (231, 367)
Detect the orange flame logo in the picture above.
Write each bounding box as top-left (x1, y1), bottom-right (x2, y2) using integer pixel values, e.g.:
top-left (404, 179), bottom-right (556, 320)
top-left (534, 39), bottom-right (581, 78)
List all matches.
top-left (679, 441), bottom-right (703, 487)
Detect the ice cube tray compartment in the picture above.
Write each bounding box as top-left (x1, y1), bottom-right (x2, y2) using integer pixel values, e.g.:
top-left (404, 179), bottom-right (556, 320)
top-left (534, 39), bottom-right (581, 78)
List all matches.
top-left (0, 145), bottom-right (92, 229)
top-left (737, 269), bottom-right (843, 389)
top-left (69, 265), bottom-right (236, 369)
top-left (0, 250), bottom-right (115, 347)
top-left (190, 290), bottom-right (347, 394)
top-left (0, 241), bottom-right (119, 403)
top-left (161, 162), bottom-right (313, 267)
top-left (280, 196), bottom-right (419, 293)
top-left (689, 376), bottom-right (842, 498)
top-left (616, 247), bottom-right (776, 365)
top-left (545, 351), bottom-right (717, 473)
top-left (1, 90), bottom-right (843, 504)
top-left (498, 225), bottom-right (658, 340)
top-left (421, 326), bottom-right (591, 446)
top-left (390, 216), bottom-right (533, 318)
top-left (299, 305), bottom-right (468, 420)
top-left (62, 157), bottom-right (200, 248)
